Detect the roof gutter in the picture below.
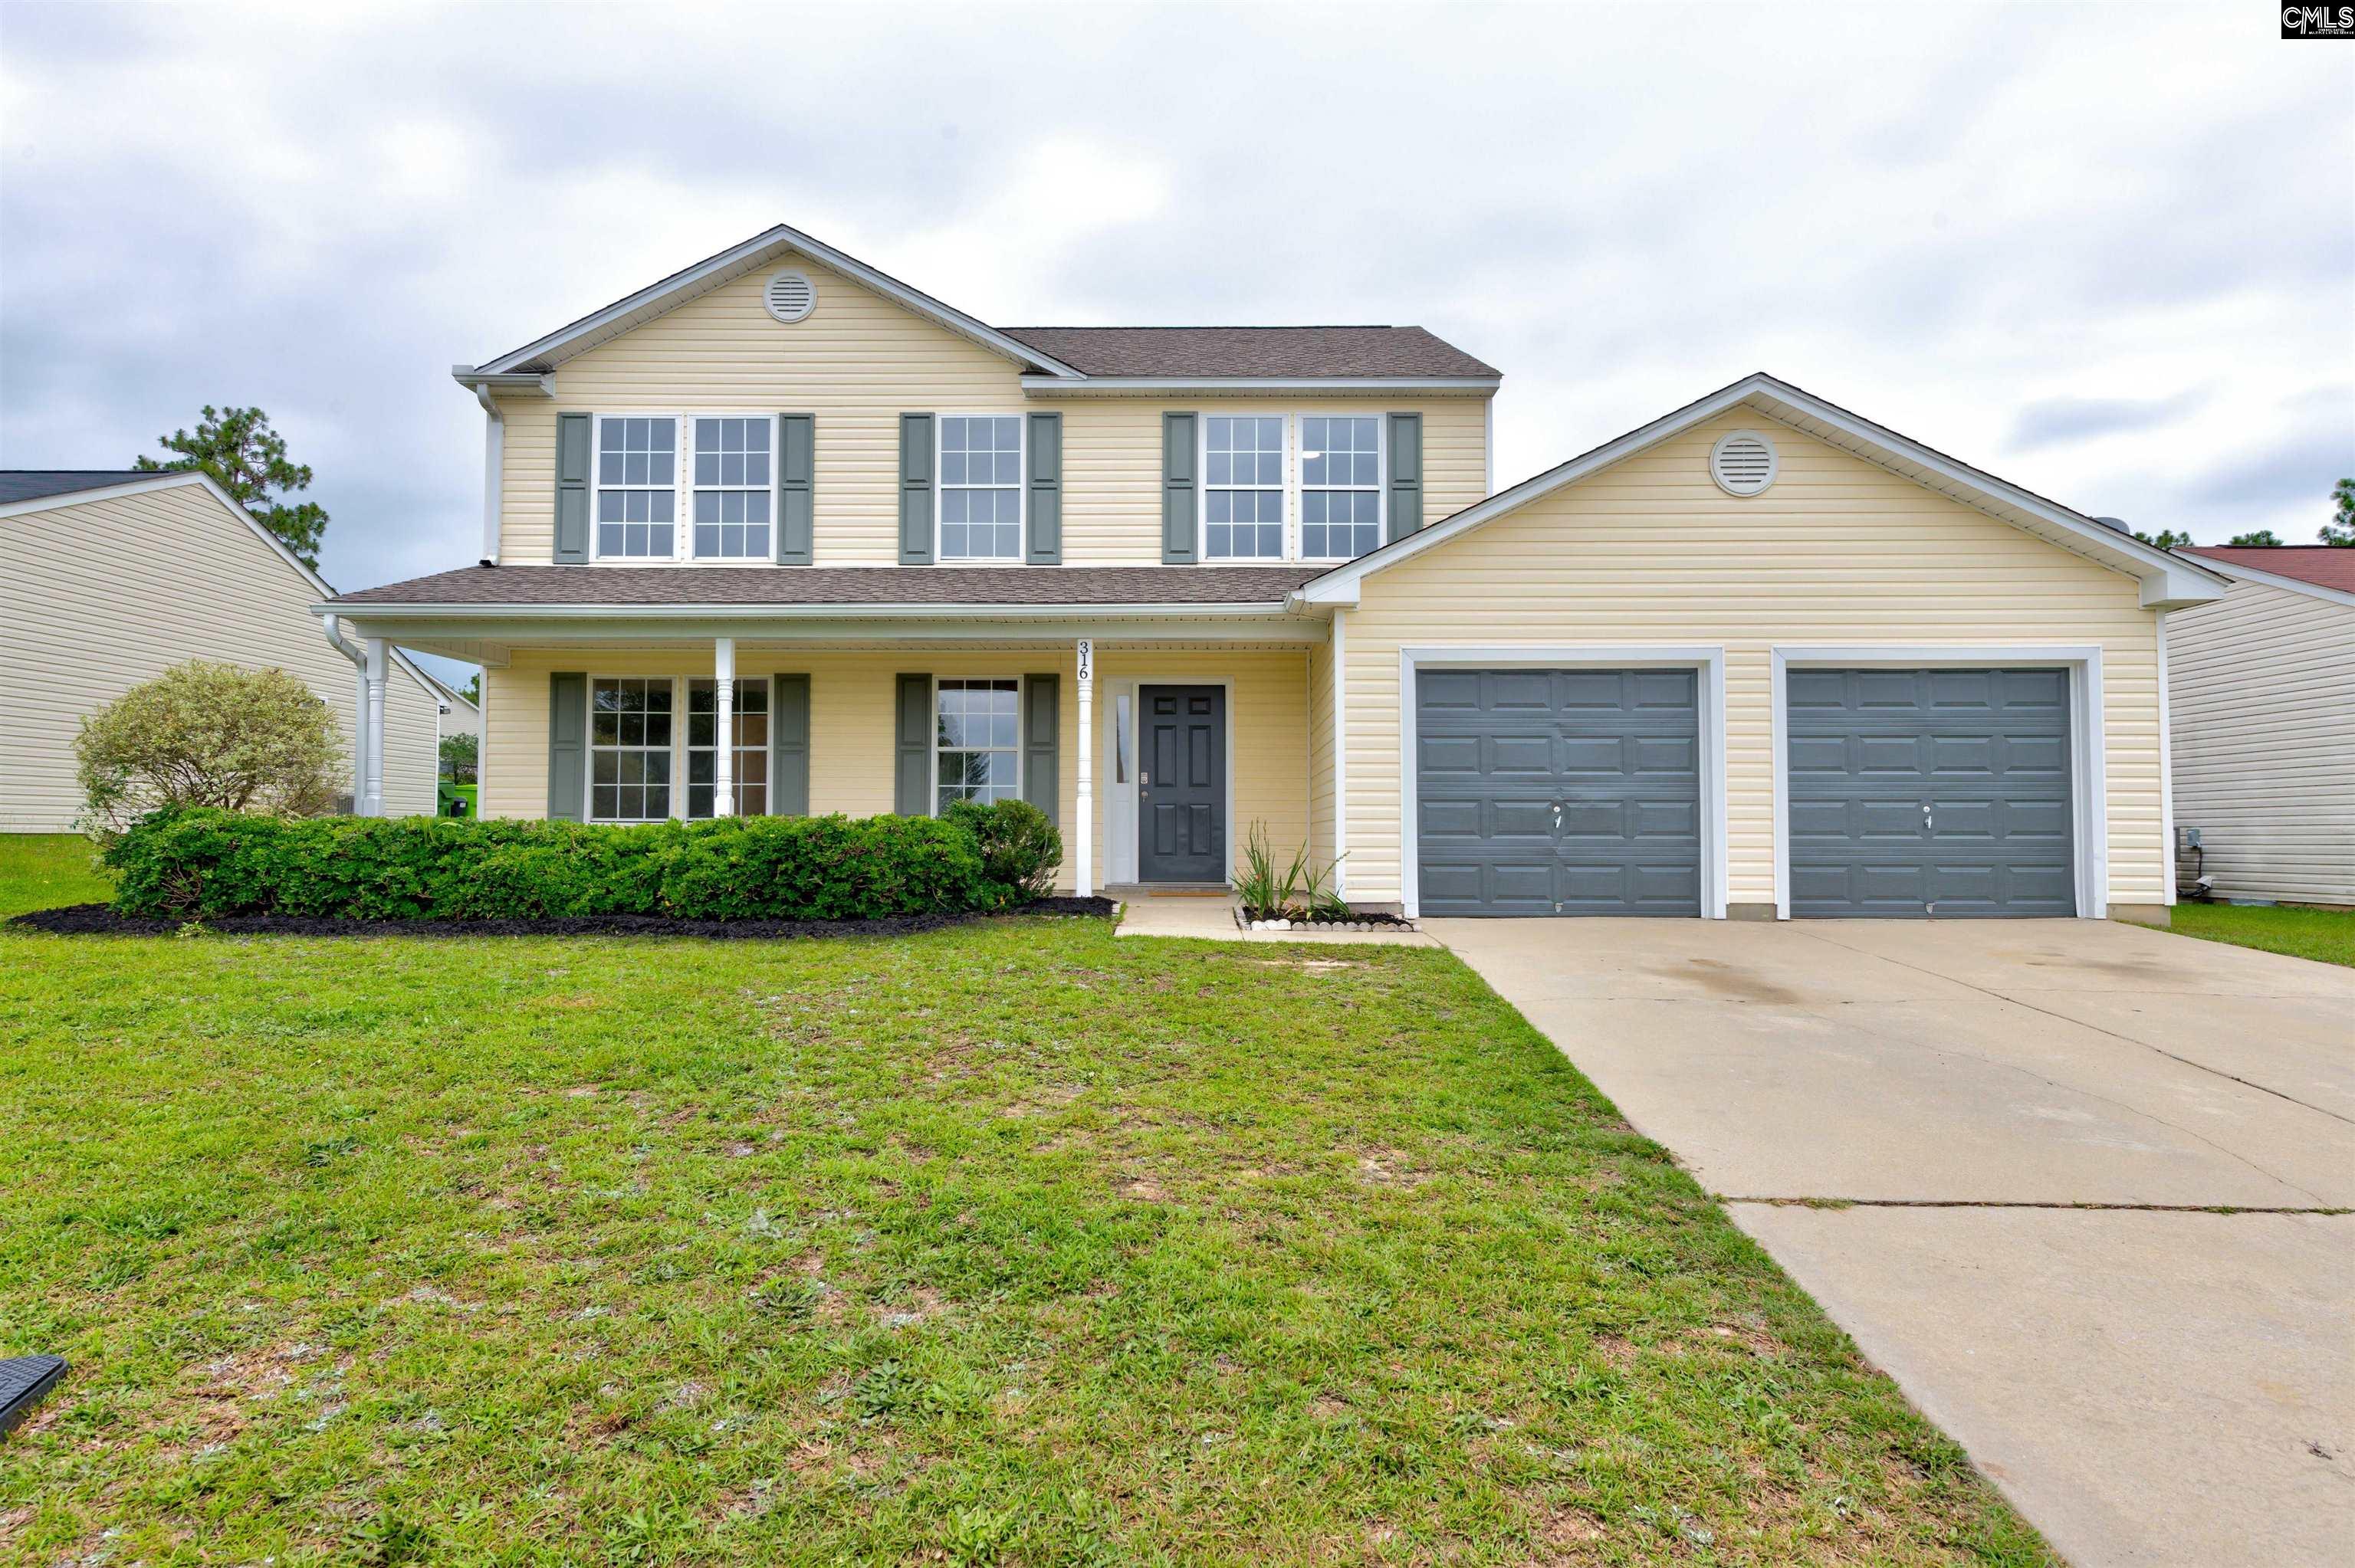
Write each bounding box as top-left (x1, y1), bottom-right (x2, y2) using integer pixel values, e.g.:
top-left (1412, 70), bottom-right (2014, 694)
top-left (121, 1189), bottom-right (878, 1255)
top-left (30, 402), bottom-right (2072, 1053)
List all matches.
top-left (1018, 375), bottom-right (1500, 396)
top-left (473, 382), bottom-right (504, 566)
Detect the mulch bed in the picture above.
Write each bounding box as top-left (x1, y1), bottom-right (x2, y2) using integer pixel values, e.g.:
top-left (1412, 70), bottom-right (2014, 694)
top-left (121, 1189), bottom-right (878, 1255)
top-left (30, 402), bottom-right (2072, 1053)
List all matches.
top-left (8, 897), bottom-right (1118, 941)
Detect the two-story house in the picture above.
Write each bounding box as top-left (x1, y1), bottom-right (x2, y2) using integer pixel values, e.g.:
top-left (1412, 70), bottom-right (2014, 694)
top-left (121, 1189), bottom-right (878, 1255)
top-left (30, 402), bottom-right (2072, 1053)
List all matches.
top-left (321, 223), bottom-right (2226, 922)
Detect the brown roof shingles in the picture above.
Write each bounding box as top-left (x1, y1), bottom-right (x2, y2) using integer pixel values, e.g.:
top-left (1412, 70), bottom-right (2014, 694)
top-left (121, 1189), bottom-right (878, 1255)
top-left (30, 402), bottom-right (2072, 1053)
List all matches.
top-left (327, 564), bottom-right (1326, 609)
top-left (2179, 546), bottom-right (2355, 595)
top-left (996, 326), bottom-right (1499, 380)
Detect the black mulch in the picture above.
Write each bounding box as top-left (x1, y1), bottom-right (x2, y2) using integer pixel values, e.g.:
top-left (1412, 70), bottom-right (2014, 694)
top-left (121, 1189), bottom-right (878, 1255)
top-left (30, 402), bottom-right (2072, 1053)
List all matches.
top-left (8, 897), bottom-right (1118, 941)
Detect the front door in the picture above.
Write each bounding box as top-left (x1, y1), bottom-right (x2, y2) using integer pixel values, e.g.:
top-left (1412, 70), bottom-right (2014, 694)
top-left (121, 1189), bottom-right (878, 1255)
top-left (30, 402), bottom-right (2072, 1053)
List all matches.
top-left (1138, 685), bottom-right (1227, 883)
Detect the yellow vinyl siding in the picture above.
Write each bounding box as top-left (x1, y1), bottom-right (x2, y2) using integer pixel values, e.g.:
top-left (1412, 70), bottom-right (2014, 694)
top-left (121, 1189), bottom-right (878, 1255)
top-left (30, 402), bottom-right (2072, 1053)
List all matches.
top-left (1307, 639), bottom-right (1336, 874)
top-left (2, 484), bottom-right (442, 830)
top-left (2168, 578), bottom-right (2355, 904)
top-left (483, 645), bottom-right (1311, 893)
top-left (491, 254), bottom-right (1490, 566)
top-left (1337, 412), bottom-right (2169, 910)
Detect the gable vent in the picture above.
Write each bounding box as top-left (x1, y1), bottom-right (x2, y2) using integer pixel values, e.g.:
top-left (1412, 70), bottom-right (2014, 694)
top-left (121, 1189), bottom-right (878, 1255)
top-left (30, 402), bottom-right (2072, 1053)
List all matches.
top-left (764, 270), bottom-right (816, 324)
top-left (1710, 430), bottom-right (1778, 497)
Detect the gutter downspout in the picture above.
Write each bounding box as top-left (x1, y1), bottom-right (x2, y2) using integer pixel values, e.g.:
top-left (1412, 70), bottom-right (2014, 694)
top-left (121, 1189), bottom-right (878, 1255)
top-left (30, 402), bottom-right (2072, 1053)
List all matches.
top-left (322, 612), bottom-right (372, 813)
top-left (475, 381), bottom-right (504, 566)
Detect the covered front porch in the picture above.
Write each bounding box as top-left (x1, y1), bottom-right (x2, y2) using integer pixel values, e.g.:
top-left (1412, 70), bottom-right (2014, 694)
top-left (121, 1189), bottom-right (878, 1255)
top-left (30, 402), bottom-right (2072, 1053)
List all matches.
top-left (341, 609), bottom-right (1336, 901)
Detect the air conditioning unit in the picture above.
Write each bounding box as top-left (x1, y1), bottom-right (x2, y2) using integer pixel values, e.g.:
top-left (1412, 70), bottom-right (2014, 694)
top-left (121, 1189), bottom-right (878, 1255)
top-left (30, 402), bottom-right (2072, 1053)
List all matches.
top-left (2176, 826), bottom-right (2215, 902)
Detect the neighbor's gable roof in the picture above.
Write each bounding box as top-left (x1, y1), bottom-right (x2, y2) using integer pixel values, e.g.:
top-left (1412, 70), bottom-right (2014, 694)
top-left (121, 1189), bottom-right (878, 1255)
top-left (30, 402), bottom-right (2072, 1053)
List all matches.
top-left (455, 224), bottom-right (1498, 392)
top-left (0, 468), bottom-right (451, 707)
top-left (1294, 372), bottom-right (2228, 612)
top-left (2178, 545), bottom-right (2355, 602)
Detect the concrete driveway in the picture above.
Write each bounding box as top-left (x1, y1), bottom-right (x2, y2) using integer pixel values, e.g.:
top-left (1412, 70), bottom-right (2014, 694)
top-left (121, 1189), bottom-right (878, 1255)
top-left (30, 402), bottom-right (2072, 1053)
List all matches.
top-left (1427, 916), bottom-right (2355, 1568)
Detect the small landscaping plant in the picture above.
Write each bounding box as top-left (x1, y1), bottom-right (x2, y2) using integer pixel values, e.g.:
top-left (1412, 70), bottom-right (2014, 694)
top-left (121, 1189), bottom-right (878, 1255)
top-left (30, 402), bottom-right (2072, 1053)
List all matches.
top-left (74, 660), bottom-right (342, 838)
top-left (1233, 821), bottom-right (1352, 923)
top-left (98, 801), bottom-right (1066, 923)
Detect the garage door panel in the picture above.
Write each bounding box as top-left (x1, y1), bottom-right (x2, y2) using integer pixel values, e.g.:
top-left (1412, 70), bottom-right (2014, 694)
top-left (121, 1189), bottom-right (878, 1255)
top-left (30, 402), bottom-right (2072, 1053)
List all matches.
top-left (1416, 667), bottom-right (1701, 917)
top-left (1788, 667), bottom-right (2073, 919)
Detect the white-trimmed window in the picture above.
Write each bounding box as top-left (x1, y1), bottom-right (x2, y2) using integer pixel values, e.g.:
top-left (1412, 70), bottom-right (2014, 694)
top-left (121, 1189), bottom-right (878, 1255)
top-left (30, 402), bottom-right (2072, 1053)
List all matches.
top-left (935, 678), bottom-right (1020, 811)
top-left (596, 418), bottom-right (678, 558)
top-left (939, 416), bottom-right (1023, 560)
top-left (590, 677), bottom-right (674, 821)
top-left (1299, 415), bottom-right (1381, 559)
top-left (686, 677), bottom-right (767, 818)
top-left (1203, 415), bottom-right (1285, 559)
top-left (691, 417), bottom-right (772, 559)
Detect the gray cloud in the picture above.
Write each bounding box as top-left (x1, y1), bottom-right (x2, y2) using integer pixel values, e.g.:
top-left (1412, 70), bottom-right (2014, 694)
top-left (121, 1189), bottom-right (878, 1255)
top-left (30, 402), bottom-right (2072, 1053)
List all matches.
top-left (3, 0), bottom-right (2350, 633)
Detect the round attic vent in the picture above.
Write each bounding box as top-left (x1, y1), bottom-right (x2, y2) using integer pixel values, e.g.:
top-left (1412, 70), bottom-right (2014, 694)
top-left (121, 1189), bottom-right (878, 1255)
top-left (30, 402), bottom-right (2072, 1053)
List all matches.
top-left (1709, 430), bottom-right (1778, 497)
top-left (764, 270), bottom-right (816, 324)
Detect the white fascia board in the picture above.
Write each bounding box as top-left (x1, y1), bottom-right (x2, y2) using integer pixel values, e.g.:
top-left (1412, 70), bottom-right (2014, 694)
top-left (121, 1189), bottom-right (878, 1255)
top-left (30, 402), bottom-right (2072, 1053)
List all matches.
top-left (316, 610), bottom-right (1326, 647)
top-left (2173, 554), bottom-right (2355, 608)
top-left (1018, 375), bottom-right (1500, 396)
top-left (450, 369), bottom-right (555, 395)
top-left (461, 224), bottom-right (1083, 381)
top-left (1297, 372), bottom-right (2232, 610)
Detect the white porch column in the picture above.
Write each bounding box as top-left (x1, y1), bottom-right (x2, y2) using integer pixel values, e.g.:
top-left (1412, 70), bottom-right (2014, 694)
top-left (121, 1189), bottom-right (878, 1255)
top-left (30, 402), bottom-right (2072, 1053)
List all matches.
top-left (1076, 637), bottom-right (1095, 897)
top-left (713, 636), bottom-right (736, 817)
top-left (361, 637), bottom-right (388, 818)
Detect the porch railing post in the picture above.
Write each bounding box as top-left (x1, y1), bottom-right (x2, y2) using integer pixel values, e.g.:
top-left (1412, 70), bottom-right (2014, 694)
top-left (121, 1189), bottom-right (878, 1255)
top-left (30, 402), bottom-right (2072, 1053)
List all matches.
top-left (714, 637), bottom-right (735, 817)
top-left (1076, 637), bottom-right (1094, 898)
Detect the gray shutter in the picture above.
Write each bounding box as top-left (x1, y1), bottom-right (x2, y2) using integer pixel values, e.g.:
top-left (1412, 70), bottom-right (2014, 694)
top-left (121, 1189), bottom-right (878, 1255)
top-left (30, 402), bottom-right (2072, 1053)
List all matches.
top-left (548, 672), bottom-right (587, 820)
top-left (1387, 412), bottom-right (1423, 541)
top-left (894, 673), bottom-right (931, 814)
top-left (1161, 412), bottom-right (1197, 563)
top-left (898, 414), bottom-right (934, 566)
top-left (770, 674), bottom-right (810, 815)
top-left (776, 414), bottom-right (813, 566)
top-left (1023, 674), bottom-right (1059, 825)
top-left (1026, 412), bottom-right (1062, 565)
top-left (555, 413), bottom-right (593, 563)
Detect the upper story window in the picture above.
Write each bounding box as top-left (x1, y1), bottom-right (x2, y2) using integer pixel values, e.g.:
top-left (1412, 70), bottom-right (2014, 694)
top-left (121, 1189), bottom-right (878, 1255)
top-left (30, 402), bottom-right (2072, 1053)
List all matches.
top-left (691, 418), bottom-right (773, 559)
top-left (596, 418), bottom-right (677, 558)
top-left (1204, 415), bottom-right (1285, 559)
top-left (1299, 416), bottom-right (1381, 560)
top-left (939, 416), bottom-right (1023, 560)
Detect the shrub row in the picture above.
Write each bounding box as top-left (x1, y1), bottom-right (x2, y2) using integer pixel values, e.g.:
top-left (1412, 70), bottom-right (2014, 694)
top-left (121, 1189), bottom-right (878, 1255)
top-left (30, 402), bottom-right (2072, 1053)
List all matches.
top-left (104, 801), bottom-right (1063, 923)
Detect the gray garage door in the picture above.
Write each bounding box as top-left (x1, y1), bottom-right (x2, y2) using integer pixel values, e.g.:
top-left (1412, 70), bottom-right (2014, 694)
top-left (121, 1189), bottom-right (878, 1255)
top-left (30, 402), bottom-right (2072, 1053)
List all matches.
top-left (1786, 668), bottom-right (2074, 918)
top-left (1416, 668), bottom-right (1702, 917)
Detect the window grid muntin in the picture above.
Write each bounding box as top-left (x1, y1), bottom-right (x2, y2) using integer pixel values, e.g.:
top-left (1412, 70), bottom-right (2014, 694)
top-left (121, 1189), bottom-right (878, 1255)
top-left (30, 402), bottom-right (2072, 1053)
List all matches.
top-left (1203, 415), bottom-right (1286, 559)
top-left (935, 678), bottom-right (1020, 811)
top-left (1299, 415), bottom-right (1383, 560)
top-left (595, 416), bottom-right (678, 559)
top-left (938, 415), bottom-right (1023, 560)
top-left (691, 416), bottom-right (774, 559)
top-left (589, 677), bottom-right (675, 822)
top-left (685, 677), bottom-right (770, 818)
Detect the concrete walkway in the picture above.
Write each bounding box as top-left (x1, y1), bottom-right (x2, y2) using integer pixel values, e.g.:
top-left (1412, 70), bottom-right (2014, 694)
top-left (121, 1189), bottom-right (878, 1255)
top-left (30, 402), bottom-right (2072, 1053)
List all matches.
top-left (1428, 916), bottom-right (2355, 1568)
top-left (1112, 889), bottom-right (1437, 946)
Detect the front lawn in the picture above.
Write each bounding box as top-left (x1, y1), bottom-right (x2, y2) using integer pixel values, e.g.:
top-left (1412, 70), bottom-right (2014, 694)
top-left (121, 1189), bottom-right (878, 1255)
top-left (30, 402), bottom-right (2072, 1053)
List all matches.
top-left (0, 833), bottom-right (109, 917)
top-left (0, 846), bottom-right (2045, 1564)
top-left (2169, 901), bottom-right (2355, 969)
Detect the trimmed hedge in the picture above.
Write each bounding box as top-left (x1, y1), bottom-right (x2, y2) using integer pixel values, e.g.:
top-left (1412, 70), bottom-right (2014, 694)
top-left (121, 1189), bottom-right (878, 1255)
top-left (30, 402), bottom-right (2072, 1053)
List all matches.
top-left (102, 804), bottom-right (1062, 923)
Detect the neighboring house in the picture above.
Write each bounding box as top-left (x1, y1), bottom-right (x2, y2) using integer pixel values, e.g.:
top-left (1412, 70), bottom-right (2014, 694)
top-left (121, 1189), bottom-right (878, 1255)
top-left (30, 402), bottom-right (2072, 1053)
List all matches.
top-left (0, 470), bottom-right (447, 830)
top-left (2166, 546), bottom-right (2354, 907)
top-left (318, 222), bottom-right (2226, 922)
top-left (437, 681), bottom-right (484, 748)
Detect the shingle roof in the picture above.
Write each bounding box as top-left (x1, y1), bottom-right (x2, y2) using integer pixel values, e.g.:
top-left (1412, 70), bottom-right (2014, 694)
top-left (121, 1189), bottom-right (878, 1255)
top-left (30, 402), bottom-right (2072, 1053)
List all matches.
top-left (2180, 546), bottom-right (2355, 594)
top-left (327, 564), bottom-right (1326, 609)
top-left (0, 470), bottom-right (169, 505)
top-left (994, 326), bottom-right (1499, 380)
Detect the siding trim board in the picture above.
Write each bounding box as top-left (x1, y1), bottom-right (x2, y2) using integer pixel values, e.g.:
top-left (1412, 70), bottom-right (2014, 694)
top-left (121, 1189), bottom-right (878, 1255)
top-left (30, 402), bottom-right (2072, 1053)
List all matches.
top-left (1394, 645), bottom-right (1729, 921)
top-left (1769, 645), bottom-right (2108, 922)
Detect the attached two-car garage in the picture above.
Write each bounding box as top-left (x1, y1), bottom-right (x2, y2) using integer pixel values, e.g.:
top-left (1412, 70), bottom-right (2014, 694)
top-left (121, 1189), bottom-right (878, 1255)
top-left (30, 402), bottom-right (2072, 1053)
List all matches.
top-left (1412, 661), bottom-right (2078, 920)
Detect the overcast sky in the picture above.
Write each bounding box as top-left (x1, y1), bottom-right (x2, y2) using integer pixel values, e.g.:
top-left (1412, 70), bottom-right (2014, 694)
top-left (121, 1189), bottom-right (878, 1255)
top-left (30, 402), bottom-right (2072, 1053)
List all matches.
top-left (5, 2), bottom-right (2351, 685)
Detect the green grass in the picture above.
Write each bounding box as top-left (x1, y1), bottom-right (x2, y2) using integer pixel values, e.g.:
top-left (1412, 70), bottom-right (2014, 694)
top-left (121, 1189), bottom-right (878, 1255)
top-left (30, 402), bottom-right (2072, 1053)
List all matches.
top-left (2169, 901), bottom-right (2355, 968)
top-left (0, 833), bottom-right (110, 917)
top-left (0, 839), bottom-right (2048, 1565)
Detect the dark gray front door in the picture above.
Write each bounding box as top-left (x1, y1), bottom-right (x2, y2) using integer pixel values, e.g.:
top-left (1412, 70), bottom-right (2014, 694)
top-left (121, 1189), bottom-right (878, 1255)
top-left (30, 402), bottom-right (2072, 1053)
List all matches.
top-left (1416, 668), bottom-right (1703, 917)
top-left (1138, 685), bottom-right (1226, 884)
top-left (1786, 667), bottom-right (2074, 917)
